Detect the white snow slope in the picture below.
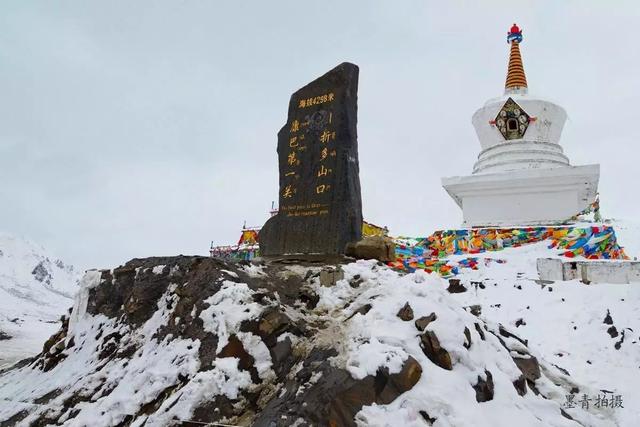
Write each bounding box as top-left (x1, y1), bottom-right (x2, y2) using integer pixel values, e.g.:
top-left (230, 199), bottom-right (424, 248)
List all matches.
top-left (0, 233), bottom-right (81, 368)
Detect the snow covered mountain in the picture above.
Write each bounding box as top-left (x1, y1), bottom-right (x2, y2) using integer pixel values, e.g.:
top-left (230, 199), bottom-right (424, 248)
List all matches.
top-left (0, 222), bottom-right (638, 426)
top-left (0, 233), bottom-right (81, 368)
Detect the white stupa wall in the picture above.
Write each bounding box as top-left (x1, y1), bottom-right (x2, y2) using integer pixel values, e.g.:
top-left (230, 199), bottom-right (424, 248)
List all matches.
top-left (472, 95), bottom-right (571, 174)
top-left (442, 164), bottom-right (600, 227)
top-left (472, 95), bottom-right (567, 150)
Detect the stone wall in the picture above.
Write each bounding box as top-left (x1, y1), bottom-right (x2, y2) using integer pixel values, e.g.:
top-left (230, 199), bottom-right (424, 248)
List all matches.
top-left (537, 258), bottom-right (640, 284)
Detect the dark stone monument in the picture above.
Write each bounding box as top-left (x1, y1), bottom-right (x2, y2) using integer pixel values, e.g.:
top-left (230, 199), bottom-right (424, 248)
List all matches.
top-left (260, 62), bottom-right (363, 257)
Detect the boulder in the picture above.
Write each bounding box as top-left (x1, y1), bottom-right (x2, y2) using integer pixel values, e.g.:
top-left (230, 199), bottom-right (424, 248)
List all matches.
top-left (420, 331), bottom-right (452, 370)
top-left (512, 355), bottom-right (541, 382)
top-left (345, 236), bottom-right (396, 262)
top-left (472, 370), bottom-right (494, 402)
top-left (415, 313), bottom-right (437, 332)
top-left (463, 327), bottom-right (472, 349)
top-left (396, 302), bottom-right (414, 321)
top-left (218, 335), bottom-right (259, 383)
top-left (446, 279), bottom-right (467, 293)
top-left (328, 356), bottom-right (422, 426)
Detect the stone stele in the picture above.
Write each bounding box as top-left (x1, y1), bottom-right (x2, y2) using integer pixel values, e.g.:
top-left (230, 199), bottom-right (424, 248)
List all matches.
top-left (260, 62), bottom-right (363, 257)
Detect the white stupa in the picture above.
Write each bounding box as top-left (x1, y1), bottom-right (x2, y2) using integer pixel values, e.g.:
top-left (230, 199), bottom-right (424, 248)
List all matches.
top-left (442, 24), bottom-right (599, 227)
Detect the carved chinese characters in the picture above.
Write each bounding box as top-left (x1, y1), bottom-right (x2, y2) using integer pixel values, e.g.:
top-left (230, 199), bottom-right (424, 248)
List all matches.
top-left (259, 62), bottom-right (363, 257)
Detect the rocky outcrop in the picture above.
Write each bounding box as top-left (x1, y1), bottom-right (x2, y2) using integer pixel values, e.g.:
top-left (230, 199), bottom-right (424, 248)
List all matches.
top-left (253, 350), bottom-right (422, 427)
top-left (415, 313), bottom-right (437, 331)
top-left (0, 257), bottom-right (423, 427)
top-left (473, 370), bottom-right (494, 402)
top-left (0, 256), bottom-right (601, 427)
top-left (396, 302), bottom-right (414, 321)
top-left (419, 330), bottom-right (452, 370)
top-left (446, 278), bottom-right (467, 293)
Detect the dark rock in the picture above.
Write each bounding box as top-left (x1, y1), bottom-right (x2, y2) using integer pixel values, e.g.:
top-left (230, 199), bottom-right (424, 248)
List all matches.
top-left (0, 410), bottom-right (29, 427)
top-left (415, 313), bottom-right (437, 332)
top-left (419, 411), bottom-right (437, 425)
top-left (515, 318), bottom-right (526, 328)
top-left (446, 279), bottom-right (466, 293)
top-left (513, 375), bottom-right (527, 396)
top-left (463, 327), bottom-right (472, 350)
top-left (348, 304), bottom-right (372, 319)
top-left (198, 334), bottom-right (220, 368)
top-left (552, 364), bottom-right (570, 376)
top-left (615, 330), bottom-right (625, 350)
top-left (345, 236), bottom-right (396, 262)
top-left (474, 323), bottom-right (486, 341)
top-left (512, 355), bottom-right (541, 383)
top-left (420, 331), bottom-right (452, 370)
top-left (271, 337), bottom-right (293, 366)
top-left (298, 286), bottom-right (320, 310)
top-left (473, 370), bottom-right (494, 402)
top-left (191, 395), bottom-right (240, 425)
top-left (328, 357), bottom-right (422, 426)
top-left (98, 332), bottom-right (122, 360)
top-left (303, 269), bottom-right (315, 281)
top-left (218, 335), bottom-right (260, 384)
top-left (375, 357), bottom-right (423, 405)
top-left (0, 331), bottom-right (11, 341)
top-left (36, 316), bottom-right (71, 372)
top-left (259, 308), bottom-right (292, 338)
top-left (498, 325), bottom-right (528, 347)
top-left (396, 302), bottom-right (414, 321)
top-left (560, 408), bottom-right (574, 420)
top-left (466, 305), bottom-right (482, 317)
top-left (603, 309), bottom-right (614, 325)
top-left (31, 261), bottom-right (52, 285)
top-left (607, 326), bottom-right (619, 338)
top-left (349, 274), bottom-right (364, 288)
top-left (253, 350), bottom-right (421, 427)
top-left (260, 62), bottom-right (363, 257)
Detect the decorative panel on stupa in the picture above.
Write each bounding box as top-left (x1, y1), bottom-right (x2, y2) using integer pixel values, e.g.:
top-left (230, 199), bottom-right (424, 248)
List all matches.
top-left (494, 97), bottom-right (530, 140)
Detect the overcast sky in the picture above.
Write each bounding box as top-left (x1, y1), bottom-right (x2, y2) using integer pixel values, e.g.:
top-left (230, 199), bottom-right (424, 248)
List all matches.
top-left (1, 1), bottom-right (639, 269)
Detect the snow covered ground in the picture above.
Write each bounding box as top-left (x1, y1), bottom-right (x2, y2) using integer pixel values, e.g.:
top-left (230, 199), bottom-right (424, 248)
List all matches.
top-left (0, 233), bottom-right (81, 368)
top-left (0, 220), bottom-right (637, 426)
top-left (426, 219), bottom-right (640, 427)
top-left (440, 242), bottom-right (639, 426)
top-left (612, 219), bottom-right (640, 260)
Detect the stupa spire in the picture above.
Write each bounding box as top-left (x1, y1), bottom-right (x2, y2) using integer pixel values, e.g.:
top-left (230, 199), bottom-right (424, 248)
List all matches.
top-left (504, 23), bottom-right (528, 94)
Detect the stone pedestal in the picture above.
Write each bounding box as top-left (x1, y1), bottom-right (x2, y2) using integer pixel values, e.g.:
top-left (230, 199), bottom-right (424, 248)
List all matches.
top-left (442, 164), bottom-right (599, 227)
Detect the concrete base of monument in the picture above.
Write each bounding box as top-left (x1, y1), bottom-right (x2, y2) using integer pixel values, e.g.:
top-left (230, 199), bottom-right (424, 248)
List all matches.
top-left (442, 164), bottom-right (600, 227)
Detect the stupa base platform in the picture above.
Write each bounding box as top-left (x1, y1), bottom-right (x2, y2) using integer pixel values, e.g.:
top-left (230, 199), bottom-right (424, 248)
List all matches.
top-left (442, 164), bottom-right (600, 228)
